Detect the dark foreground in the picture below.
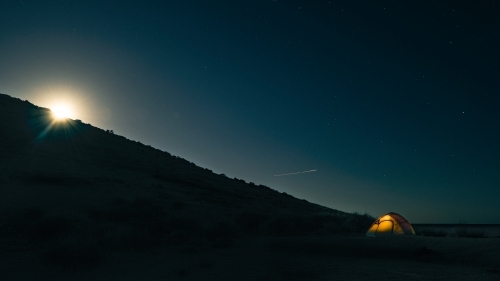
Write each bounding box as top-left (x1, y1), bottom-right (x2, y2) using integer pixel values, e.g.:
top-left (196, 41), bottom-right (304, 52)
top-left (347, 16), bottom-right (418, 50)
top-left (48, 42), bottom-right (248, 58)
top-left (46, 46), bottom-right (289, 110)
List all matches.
top-left (2, 234), bottom-right (499, 281)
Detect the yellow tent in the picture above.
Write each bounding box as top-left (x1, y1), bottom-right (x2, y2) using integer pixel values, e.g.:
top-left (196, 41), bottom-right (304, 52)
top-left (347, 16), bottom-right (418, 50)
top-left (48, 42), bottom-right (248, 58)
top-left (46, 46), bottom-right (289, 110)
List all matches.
top-left (366, 212), bottom-right (415, 237)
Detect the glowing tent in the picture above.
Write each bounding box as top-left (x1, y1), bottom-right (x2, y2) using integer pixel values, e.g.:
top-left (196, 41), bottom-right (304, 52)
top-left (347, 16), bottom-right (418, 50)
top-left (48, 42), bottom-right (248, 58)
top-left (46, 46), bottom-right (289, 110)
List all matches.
top-left (366, 212), bottom-right (415, 237)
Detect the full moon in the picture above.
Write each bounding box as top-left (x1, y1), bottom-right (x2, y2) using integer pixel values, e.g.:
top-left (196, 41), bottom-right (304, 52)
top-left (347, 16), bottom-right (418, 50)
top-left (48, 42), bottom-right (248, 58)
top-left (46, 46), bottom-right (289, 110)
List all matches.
top-left (51, 105), bottom-right (72, 120)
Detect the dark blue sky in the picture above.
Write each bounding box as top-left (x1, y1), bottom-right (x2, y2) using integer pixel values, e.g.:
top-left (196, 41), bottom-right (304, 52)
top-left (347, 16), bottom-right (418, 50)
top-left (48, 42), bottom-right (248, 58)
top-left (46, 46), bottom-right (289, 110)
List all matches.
top-left (1, 0), bottom-right (499, 223)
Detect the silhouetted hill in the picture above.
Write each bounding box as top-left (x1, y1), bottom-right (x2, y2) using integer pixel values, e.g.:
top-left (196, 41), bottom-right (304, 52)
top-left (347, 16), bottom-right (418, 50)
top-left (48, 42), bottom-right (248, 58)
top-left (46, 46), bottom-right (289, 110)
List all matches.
top-left (0, 93), bottom-right (336, 213)
top-left (0, 93), bottom-right (374, 272)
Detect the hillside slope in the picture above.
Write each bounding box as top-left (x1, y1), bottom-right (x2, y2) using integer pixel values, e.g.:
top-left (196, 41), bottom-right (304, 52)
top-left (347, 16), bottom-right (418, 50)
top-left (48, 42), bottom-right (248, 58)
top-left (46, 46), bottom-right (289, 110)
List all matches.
top-left (0, 93), bottom-right (337, 216)
top-left (0, 93), bottom-right (373, 271)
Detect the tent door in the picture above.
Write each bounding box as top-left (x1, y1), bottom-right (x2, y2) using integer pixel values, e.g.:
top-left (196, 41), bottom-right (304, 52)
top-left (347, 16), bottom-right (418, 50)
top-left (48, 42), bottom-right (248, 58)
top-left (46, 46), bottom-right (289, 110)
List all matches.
top-left (377, 220), bottom-right (395, 235)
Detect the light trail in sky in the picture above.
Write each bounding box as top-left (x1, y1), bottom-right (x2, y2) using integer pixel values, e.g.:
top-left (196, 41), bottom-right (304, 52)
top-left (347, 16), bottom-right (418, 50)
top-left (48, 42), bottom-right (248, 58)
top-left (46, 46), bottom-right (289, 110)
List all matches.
top-left (273, 169), bottom-right (317, 177)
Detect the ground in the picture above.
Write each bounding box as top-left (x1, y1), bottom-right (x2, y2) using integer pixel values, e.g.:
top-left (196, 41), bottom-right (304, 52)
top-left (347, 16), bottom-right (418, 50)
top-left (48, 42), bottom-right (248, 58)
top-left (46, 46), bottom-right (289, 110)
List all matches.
top-left (2, 234), bottom-right (499, 280)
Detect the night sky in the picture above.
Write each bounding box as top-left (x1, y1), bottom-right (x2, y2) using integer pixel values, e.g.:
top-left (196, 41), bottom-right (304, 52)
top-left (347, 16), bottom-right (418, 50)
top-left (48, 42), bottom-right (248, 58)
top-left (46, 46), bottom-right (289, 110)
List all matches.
top-left (1, 0), bottom-right (499, 223)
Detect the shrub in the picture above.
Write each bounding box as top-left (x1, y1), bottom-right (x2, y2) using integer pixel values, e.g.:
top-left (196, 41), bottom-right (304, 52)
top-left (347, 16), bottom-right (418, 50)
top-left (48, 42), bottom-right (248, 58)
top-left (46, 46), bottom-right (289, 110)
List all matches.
top-left (305, 212), bottom-right (374, 234)
top-left (466, 231), bottom-right (487, 238)
top-left (343, 212), bottom-right (375, 233)
top-left (414, 227), bottom-right (448, 237)
top-left (235, 211), bottom-right (374, 236)
top-left (455, 227), bottom-right (487, 238)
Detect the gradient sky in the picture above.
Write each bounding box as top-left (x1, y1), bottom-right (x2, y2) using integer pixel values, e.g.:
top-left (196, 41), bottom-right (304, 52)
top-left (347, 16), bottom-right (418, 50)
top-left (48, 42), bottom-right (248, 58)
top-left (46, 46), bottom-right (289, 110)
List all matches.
top-left (1, 0), bottom-right (499, 223)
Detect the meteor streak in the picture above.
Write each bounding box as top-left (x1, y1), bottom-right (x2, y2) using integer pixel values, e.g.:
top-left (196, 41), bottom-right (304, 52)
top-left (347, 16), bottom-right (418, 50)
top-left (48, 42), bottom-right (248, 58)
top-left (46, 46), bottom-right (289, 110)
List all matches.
top-left (274, 169), bottom-right (317, 177)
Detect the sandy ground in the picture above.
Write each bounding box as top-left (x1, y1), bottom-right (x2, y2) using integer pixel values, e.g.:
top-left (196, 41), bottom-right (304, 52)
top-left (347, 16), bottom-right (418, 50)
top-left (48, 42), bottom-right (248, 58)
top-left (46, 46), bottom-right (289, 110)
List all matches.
top-left (2, 235), bottom-right (499, 281)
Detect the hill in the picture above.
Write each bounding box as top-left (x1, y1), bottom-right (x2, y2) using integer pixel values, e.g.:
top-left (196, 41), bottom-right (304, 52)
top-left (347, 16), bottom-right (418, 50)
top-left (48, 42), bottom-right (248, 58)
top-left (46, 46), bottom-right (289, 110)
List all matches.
top-left (0, 93), bottom-right (372, 270)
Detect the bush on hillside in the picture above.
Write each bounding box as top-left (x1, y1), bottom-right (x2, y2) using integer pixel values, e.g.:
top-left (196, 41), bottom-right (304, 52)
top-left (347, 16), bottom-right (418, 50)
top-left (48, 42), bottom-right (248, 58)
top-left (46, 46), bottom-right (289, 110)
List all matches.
top-left (240, 211), bottom-right (375, 236)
